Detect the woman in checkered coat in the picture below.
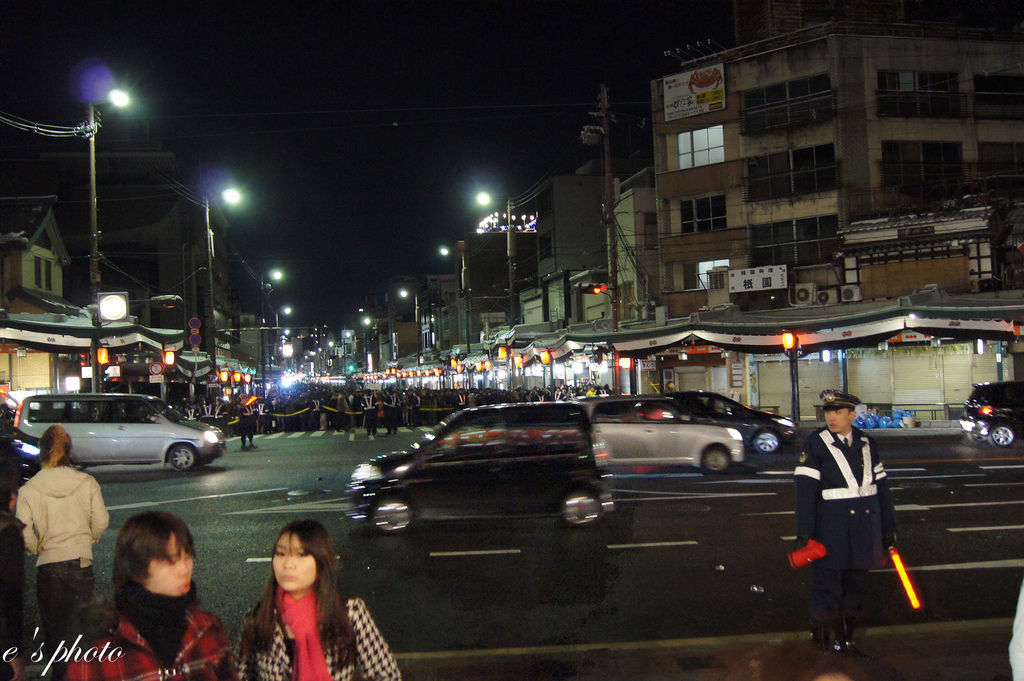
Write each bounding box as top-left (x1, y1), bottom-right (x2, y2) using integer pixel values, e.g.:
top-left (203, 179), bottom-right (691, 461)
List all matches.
top-left (238, 520), bottom-right (401, 681)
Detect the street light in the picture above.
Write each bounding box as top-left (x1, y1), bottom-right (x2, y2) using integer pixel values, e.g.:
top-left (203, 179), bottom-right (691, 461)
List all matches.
top-left (86, 87), bottom-right (130, 298)
top-left (203, 186), bottom-right (241, 363)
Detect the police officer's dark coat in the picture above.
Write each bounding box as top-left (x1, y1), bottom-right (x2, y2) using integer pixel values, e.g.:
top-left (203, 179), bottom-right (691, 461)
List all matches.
top-left (795, 426), bottom-right (896, 570)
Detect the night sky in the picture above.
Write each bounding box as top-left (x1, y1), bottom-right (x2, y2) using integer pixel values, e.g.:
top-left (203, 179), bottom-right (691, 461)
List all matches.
top-left (4, 2), bottom-right (737, 328)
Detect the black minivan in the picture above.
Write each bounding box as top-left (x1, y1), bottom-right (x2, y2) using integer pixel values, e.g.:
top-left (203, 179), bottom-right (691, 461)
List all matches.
top-left (666, 390), bottom-right (798, 454)
top-left (347, 402), bottom-right (613, 533)
top-left (960, 381), bottom-right (1024, 447)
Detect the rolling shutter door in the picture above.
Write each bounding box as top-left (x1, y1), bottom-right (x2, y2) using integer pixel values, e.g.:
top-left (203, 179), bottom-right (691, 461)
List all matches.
top-left (892, 350), bottom-right (941, 405)
top-left (674, 367), bottom-right (707, 391)
top-left (971, 348), bottom-right (999, 386)
top-left (941, 350), bottom-right (973, 404)
top-left (849, 354), bottom-right (893, 405)
top-left (756, 359), bottom-right (838, 419)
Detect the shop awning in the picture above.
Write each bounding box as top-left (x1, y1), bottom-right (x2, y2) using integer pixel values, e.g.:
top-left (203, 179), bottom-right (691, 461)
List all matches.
top-left (0, 311), bottom-right (183, 353)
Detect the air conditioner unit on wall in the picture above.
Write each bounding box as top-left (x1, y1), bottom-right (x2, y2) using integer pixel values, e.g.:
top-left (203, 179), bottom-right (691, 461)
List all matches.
top-left (840, 284), bottom-right (863, 302)
top-left (817, 288), bottom-right (839, 305)
top-left (793, 282), bottom-right (817, 306)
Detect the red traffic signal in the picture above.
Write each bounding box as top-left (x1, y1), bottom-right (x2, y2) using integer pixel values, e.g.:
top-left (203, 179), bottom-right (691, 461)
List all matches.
top-left (590, 284), bottom-right (608, 295)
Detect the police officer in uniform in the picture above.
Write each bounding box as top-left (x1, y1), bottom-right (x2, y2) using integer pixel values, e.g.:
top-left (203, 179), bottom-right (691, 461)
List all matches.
top-left (794, 390), bottom-right (897, 654)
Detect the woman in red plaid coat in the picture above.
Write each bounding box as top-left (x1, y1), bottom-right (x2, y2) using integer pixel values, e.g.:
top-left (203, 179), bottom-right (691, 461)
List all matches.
top-left (66, 512), bottom-right (238, 681)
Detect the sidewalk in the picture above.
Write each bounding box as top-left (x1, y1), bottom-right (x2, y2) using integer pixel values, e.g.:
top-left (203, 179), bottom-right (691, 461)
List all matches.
top-left (397, 619), bottom-right (1013, 681)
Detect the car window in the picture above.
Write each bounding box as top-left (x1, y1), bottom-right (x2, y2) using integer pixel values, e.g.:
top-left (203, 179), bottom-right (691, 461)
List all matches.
top-left (26, 400), bottom-right (63, 423)
top-left (638, 401), bottom-right (682, 422)
top-left (708, 398), bottom-right (735, 417)
top-left (685, 395), bottom-right (714, 417)
top-left (506, 407), bottom-right (589, 455)
top-left (1003, 383), bottom-right (1024, 404)
top-left (431, 411), bottom-right (508, 462)
top-left (592, 401), bottom-right (640, 424)
top-left (114, 400), bottom-right (151, 424)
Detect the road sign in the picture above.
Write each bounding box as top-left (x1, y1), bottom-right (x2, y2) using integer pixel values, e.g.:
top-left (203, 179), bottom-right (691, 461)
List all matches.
top-left (149, 362), bottom-right (164, 375)
top-left (188, 317), bottom-right (202, 330)
top-left (149, 374), bottom-right (165, 383)
top-left (189, 333), bottom-right (202, 347)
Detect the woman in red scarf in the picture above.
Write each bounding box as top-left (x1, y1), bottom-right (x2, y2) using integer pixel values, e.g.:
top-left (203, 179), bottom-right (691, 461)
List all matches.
top-left (238, 520), bottom-right (400, 681)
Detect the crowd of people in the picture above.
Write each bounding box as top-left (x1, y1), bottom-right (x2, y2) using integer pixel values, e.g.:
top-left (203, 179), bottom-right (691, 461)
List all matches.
top-left (173, 381), bottom-right (617, 437)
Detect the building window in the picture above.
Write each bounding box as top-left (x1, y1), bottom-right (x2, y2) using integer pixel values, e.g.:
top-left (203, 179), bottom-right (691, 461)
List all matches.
top-left (34, 257), bottom-right (42, 288)
top-left (979, 142), bottom-right (1024, 176)
top-left (881, 140), bottom-right (963, 189)
top-left (538, 234), bottom-right (553, 260)
top-left (974, 75), bottom-right (1024, 120)
top-left (677, 125), bottom-right (724, 170)
top-left (751, 214), bottom-right (838, 267)
top-left (877, 71), bottom-right (961, 117)
top-left (665, 258), bottom-right (729, 292)
top-left (742, 73), bottom-right (832, 134)
top-left (681, 195), bottom-right (727, 233)
top-left (44, 260), bottom-right (52, 291)
top-left (746, 143), bottom-right (836, 202)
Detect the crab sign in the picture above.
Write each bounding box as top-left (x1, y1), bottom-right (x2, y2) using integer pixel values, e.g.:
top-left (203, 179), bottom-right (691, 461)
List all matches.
top-left (688, 67), bottom-right (723, 93)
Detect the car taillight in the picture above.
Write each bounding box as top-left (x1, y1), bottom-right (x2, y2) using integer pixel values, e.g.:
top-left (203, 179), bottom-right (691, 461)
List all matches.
top-left (592, 441), bottom-right (609, 461)
top-left (14, 402), bottom-right (22, 428)
top-left (979, 405), bottom-right (994, 416)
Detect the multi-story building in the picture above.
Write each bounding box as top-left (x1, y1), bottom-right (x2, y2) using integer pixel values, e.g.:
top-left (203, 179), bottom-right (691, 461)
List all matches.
top-left (651, 0), bottom-right (1024, 415)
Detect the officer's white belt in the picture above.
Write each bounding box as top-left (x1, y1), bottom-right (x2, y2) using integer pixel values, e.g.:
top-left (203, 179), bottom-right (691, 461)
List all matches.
top-left (821, 484), bottom-right (878, 500)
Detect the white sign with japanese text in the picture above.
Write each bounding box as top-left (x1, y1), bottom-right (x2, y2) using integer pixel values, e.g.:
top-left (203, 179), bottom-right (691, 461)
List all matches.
top-left (728, 265), bottom-right (788, 293)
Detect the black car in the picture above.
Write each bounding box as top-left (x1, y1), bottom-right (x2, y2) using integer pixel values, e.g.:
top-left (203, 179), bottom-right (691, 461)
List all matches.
top-left (960, 381), bottom-right (1024, 447)
top-left (665, 391), bottom-right (798, 454)
top-left (0, 434), bottom-right (41, 482)
top-left (347, 402), bottom-right (614, 533)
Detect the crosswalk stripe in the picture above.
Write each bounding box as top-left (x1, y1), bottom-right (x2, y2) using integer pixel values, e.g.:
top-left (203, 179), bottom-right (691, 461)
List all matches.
top-left (287, 431), bottom-right (305, 438)
top-left (264, 432), bottom-right (286, 439)
top-left (311, 431), bottom-right (327, 437)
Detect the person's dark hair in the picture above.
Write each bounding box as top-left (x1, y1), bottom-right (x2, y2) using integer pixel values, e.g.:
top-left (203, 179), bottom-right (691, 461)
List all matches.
top-left (0, 461), bottom-right (20, 509)
top-left (112, 511), bottom-right (195, 589)
top-left (39, 424), bottom-right (72, 467)
top-left (240, 519), bottom-right (355, 663)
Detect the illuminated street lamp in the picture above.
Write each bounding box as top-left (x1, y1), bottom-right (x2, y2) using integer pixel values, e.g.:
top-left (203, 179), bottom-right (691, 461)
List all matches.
top-left (204, 186), bottom-right (241, 362)
top-left (86, 86), bottom-right (130, 297)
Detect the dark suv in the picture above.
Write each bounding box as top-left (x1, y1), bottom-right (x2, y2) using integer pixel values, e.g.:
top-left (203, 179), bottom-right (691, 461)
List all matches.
top-left (665, 391), bottom-right (798, 454)
top-left (960, 381), bottom-right (1024, 447)
top-left (347, 402), bottom-right (614, 533)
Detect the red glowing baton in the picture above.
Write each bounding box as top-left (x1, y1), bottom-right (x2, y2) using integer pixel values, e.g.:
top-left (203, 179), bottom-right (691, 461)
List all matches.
top-left (889, 547), bottom-right (921, 610)
top-left (244, 396), bottom-right (258, 407)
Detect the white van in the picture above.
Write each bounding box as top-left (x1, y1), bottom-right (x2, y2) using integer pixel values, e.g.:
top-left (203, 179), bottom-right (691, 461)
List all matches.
top-left (15, 393), bottom-right (226, 471)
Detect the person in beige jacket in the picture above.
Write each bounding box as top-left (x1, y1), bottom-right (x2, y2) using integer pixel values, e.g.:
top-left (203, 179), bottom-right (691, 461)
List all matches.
top-left (16, 425), bottom-right (108, 681)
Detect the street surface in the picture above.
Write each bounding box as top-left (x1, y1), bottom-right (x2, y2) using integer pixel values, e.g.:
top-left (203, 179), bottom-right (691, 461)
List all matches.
top-left (23, 427), bottom-right (1024, 657)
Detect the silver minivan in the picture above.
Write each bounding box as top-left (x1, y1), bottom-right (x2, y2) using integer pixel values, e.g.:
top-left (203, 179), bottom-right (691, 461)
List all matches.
top-left (575, 396), bottom-right (745, 473)
top-left (15, 393), bottom-right (226, 471)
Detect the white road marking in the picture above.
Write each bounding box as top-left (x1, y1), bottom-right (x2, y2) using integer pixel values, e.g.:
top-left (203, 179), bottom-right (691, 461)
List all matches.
top-left (886, 468), bottom-right (928, 472)
top-left (264, 432), bottom-right (286, 439)
top-left (758, 471), bottom-right (794, 476)
top-left (430, 549), bottom-right (521, 557)
top-left (980, 465), bottom-right (1024, 470)
top-left (107, 487), bottom-right (289, 511)
top-left (964, 482), bottom-right (1024, 487)
top-left (702, 478), bottom-right (790, 485)
top-left (749, 499), bottom-right (1024, 517)
top-left (349, 432), bottom-right (355, 441)
top-left (287, 431), bottom-right (305, 438)
top-left (614, 492), bottom-right (776, 503)
top-left (888, 473), bottom-right (986, 480)
top-left (226, 497), bottom-right (350, 515)
top-left (311, 431), bottom-right (327, 437)
top-left (612, 473), bottom-right (704, 479)
top-left (607, 541), bottom-right (698, 550)
top-left (874, 558), bottom-right (1024, 572)
top-left (946, 524), bottom-right (1024, 533)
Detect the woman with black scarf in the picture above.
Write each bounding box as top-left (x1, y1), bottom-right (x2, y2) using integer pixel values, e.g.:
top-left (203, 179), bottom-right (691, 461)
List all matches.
top-left (66, 512), bottom-right (237, 681)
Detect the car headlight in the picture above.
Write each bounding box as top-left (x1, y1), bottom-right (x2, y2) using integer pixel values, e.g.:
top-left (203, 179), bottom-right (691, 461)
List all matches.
top-left (201, 430), bottom-right (221, 444)
top-left (726, 428), bottom-right (743, 441)
top-left (773, 417), bottom-right (795, 428)
top-left (19, 443), bottom-right (39, 457)
top-left (351, 463), bottom-right (382, 482)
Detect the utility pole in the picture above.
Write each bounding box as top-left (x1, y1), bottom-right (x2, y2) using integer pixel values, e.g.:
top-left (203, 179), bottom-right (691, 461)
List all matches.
top-left (506, 197), bottom-right (516, 327)
top-left (591, 84), bottom-right (619, 392)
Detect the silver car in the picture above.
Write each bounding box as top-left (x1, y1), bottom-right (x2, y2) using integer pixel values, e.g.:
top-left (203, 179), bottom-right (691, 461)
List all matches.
top-left (575, 396), bottom-right (745, 473)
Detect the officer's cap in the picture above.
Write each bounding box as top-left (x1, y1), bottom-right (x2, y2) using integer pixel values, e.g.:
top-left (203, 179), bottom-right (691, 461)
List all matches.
top-left (819, 389), bottom-right (860, 410)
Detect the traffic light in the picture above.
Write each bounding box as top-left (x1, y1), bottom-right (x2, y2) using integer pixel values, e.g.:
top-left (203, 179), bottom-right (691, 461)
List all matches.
top-left (588, 284), bottom-right (608, 295)
top-left (96, 347), bottom-right (110, 365)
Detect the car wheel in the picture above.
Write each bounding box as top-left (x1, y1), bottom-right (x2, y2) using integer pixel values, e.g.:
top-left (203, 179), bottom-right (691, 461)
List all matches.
top-left (372, 497), bottom-right (413, 534)
top-left (700, 445), bottom-right (731, 474)
top-left (751, 429), bottom-right (781, 454)
top-left (989, 424), bottom-right (1016, 447)
top-left (562, 489), bottom-right (602, 527)
top-left (166, 444), bottom-right (198, 471)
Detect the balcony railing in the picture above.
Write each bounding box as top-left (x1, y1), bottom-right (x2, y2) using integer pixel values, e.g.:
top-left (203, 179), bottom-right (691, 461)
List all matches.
top-left (741, 92), bottom-right (835, 135)
top-left (876, 91), bottom-right (969, 118)
top-left (975, 94), bottom-right (1024, 120)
